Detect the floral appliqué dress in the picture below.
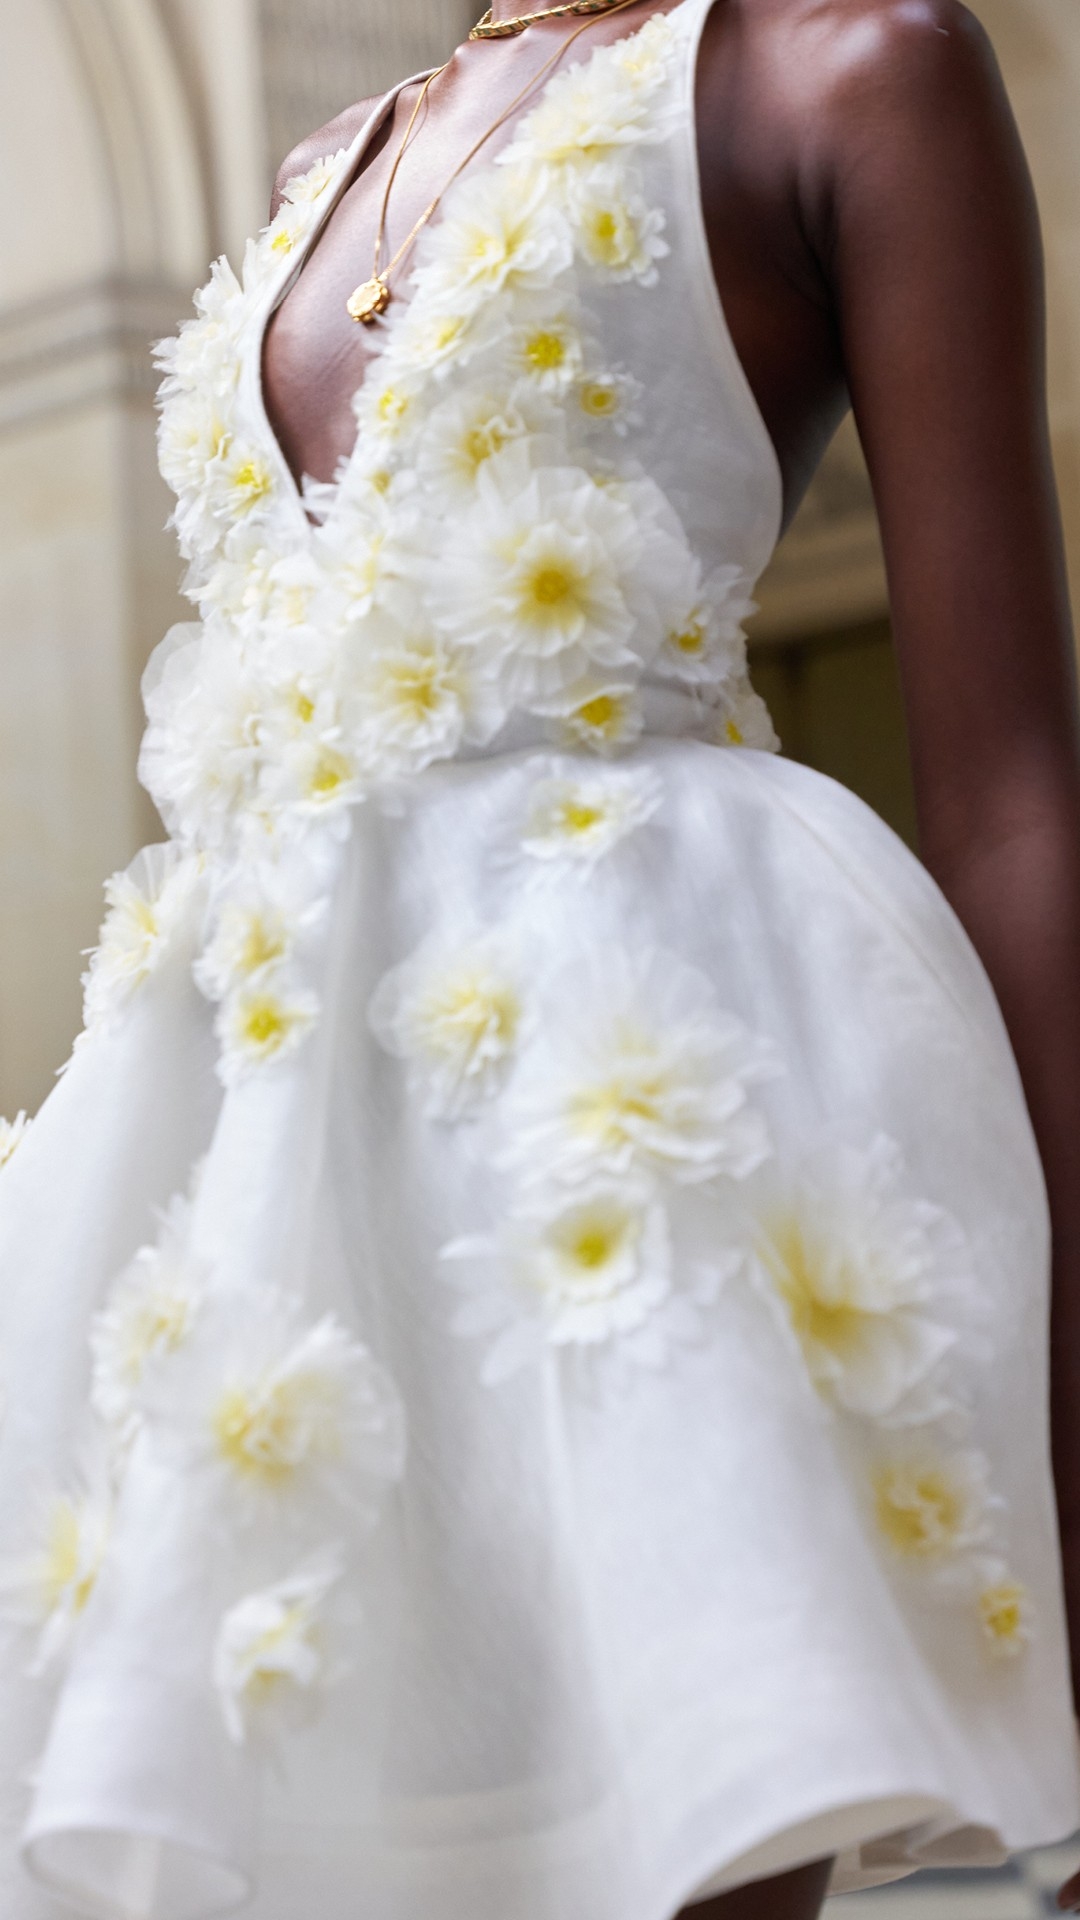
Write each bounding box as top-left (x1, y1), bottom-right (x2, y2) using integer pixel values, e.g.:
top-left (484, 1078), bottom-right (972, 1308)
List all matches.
top-left (0, 4), bottom-right (1078, 1917)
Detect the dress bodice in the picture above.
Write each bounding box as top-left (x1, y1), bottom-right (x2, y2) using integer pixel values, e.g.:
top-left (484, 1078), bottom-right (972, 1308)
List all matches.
top-left (148, 0), bottom-right (783, 861)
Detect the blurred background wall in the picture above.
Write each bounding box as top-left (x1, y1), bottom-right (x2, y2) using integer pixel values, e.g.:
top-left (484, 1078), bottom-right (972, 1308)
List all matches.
top-left (0, 0), bottom-right (1078, 1118)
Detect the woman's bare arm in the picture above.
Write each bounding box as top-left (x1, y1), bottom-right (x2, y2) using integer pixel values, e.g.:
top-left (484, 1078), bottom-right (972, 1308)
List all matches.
top-left (813, 13), bottom-right (1080, 1886)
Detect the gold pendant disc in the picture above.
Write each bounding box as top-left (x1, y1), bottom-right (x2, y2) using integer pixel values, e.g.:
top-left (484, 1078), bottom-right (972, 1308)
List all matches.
top-left (347, 277), bottom-right (392, 324)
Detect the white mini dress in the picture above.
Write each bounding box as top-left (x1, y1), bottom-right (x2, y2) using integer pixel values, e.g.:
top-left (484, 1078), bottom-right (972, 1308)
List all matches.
top-left (0, 4), bottom-right (1077, 1917)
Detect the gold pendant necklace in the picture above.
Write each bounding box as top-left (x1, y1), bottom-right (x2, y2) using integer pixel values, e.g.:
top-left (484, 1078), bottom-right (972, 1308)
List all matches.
top-left (470, 0), bottom-right (638, 37)
top-left (346, 0), bottom-right (644, 324)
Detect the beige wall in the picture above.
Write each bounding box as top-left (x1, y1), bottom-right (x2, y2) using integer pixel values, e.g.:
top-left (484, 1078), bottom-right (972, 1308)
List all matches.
top-left (0, 0), bottom-right (1078, 1116)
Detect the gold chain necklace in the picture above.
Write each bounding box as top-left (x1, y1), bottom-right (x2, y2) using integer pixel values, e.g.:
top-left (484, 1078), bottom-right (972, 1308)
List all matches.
top-left (346, 0), bottom-right (645, 323)
top-left (470, 0), bottom-right (638, 38)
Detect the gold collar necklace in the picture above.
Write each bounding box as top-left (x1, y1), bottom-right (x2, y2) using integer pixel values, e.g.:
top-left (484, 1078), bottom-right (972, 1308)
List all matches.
top-left (347, 0), bottom-right (645, 324)
top-left (470, 0), bottom-right (641, 37)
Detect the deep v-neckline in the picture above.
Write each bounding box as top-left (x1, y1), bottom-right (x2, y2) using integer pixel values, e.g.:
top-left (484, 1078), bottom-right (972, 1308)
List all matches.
top-left (242, 3), bottom-right (693, 540)
top-left (245, 74), bottom-right (432, 535)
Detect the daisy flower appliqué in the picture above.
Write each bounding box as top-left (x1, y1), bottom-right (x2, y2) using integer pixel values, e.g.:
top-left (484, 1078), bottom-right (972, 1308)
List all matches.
top-left (138, 1294), bottom-right (405, 1525)
top-left (91, 1192), bottom-right (206, 1436)
top-left (500, 946), bottom-right (778, 1190)
top-left (872, 1446), bottom-right (994, 1569)
top-left (0, 1462), bottom-right (113, 1676)
top-left (518, 759), bottom-right (663, 868)
top-left (214, 1550), bottom-right (346, 1745)
top-left (369, 931), bottom-right (527, 1120)
top-left (753, 1137), bottom-right (972, 1425)
top-left (82, 843), bottom-right (204, 1031)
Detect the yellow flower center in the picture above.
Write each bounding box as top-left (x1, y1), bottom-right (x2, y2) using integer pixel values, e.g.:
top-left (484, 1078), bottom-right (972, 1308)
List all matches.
top-left (232, 458), bottom-right (273, 508)
top-left (308, 749), bottom-right (353, 799)
top-left (238, 915), bottom-right (288, 976)
top-left (370, 468), bottom-right (392, 495)
top-left (724, 719), bottom-right (745, 746)
top-left (529, 565), bottom-right (574, 608)
top-left (239, 998), bottom-right (291, 1053)
top-left (421, 976), bottom-right (520, 1060)
top-left (559, 799), bottom-right (605, 836)
top-left (571, 1224), bottom-right (618, 1270)
top-left (980, 1582), bottom-right (1027, 1647)
top-left (432, 317), bottom-right (466, 354)
top-left (384, 661), bottom-right (441, 720)
top-left (586, 207), bottom-right (628, 266)
top-left (573, 692), bottom-right (629, 741)
top-left (874, 1464), bottom-right (964, 1557)
top-left (464, 420), bottom-right (510, 472)
top-left (526, 329), bottom-right (567, 372)
top-left (764, 1222), bottom-right (868, 1368)
top-left (270, 227), bottom-right (295, 256)
top-left (125, 896), bottom-right (161, 946)
top-left (42, 1502), bottom-right (98, 1615)
top-left (580, 381), bottom-right (619, 419)
top-left (671, 621), bottom-right (705, 655)
top-left (213, 1384), bottom-right (301, 1484)
top-left (544, 1200), bottom-right (639, 1302)
top-left (377, 387), bottom-right (410, 429)
top-left (572, 1069), bottom-right (665, 1147)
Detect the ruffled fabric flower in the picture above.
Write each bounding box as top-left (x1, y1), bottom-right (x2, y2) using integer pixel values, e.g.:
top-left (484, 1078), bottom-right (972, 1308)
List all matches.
top-left (505, 299), bottom-right (587, 395)
top-left (427, 456), bottom-right (658, 708)
top-left (712, 674), bottom-right (782, 753)
top-left (195, 859), bottom-right (326, 1004)
top-left (518, 760), bottom-right (663, 867)
top-left (82, 844), bottom-right (203, 1030)
top-left (138, 1294), bottom-right (405, 1526)
top-left (280, 149), bottom-right (347, 209)
top-left (378, 303), bottom-right (483, 381)
top-left (155, 255), bottom-right (245, 402)
top-left (556, 681), bottom-right (645, 755)
top-left (872, 1446), bottom-right (993, 1566)
top-left (369, 933), bottom-right (526, 1120)
top-left (498, 15), bottom-right (678, 175)
top-left (0, 1460), bottom-right (113, 1675)
top-left (0, 1111), bottom-right (30, 1170)
top-left (348, 616), bottom-right (507, 782)
top-left (977, 1564), bottom-right (1034, 1659)
top-left (655, 565), bottom-right (756, 688)
top-left (568, 165), bottom-right (669, 286)
top-left (575, 369), bottom-right (642, 435)
top-left (444, 1179), bottom-right (742, 1382)
top-left (139, 624), bottom-right (267, 851)
top-left (91, 1192), bottom-right (205, 1436)
top-left (316, 509), bottom-right (413, 627)
top-left (215, 979), bottom-right (320, 1085)
top-left (500, 947), bottom-right (776, 1190)
top-left (209, 441), bottom-right (277, 527)
top-left (753, 1138), bottom-right (970, 1424)
top-left (414, 382), bottom-right (560, 505)
top-left (443, 1178), bottom-right (671, 1380)
top-left (213, 1550), bottom-right (345, 1744)
top-left (199, 534), bottom-right (327, 640)
top-left (412, 166), bottom-right (574, 316)
top-left (157, 390), bottom-right (233, 527)
top-left (352, 368), bottom-right (425, 454)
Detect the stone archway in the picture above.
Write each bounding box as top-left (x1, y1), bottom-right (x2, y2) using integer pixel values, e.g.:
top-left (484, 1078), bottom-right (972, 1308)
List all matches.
top-left (0, 0), bottom-right (214, 1110)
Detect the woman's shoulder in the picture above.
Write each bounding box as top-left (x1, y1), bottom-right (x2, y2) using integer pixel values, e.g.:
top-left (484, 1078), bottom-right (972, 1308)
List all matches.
top-left (269, 96), bottom-right (383, 221)
top-left (734, 0), bottom-right (998, 111)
